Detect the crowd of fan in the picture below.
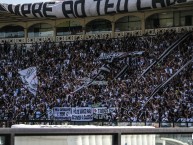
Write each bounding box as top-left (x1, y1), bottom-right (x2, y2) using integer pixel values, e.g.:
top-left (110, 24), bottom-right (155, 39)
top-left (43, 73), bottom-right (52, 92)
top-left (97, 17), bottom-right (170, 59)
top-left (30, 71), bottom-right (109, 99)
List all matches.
top-left (0, 30), bottom-right (193, 126)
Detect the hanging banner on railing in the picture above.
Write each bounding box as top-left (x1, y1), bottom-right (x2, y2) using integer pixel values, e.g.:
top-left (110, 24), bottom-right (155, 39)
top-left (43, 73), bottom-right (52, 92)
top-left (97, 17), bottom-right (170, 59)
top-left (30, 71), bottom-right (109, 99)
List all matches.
top-left (51, 107), bottom-right (117, 121)
top-left (53, 107), bottom-right (71, 120)
top-left (92, 107), bottom-right (117, 120)
top-left (1, 0), bottom-right (193, 18)
top-left (93, 107), bottom-right (108, 120)
top-left (71, 107), bottom-right (93, 121)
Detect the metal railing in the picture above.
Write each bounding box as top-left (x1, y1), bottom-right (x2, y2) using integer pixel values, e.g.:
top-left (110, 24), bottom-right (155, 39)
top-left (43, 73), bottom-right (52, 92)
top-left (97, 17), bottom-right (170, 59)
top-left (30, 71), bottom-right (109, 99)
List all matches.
top-left (0, 126), bottom-right (193, 145)
top-left (1, 120), bottom-right (193, 128)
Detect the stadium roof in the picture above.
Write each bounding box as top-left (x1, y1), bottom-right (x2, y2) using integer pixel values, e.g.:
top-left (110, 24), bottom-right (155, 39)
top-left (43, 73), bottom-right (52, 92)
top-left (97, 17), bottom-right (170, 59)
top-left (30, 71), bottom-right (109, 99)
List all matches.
top-left (0, 2), bottom-right (193, 24)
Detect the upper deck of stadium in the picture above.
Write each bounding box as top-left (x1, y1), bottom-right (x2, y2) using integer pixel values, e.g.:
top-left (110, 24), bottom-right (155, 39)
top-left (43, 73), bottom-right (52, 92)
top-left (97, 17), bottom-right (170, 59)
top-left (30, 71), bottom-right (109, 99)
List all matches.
top-left (0, 0), bottom-right (193, 44)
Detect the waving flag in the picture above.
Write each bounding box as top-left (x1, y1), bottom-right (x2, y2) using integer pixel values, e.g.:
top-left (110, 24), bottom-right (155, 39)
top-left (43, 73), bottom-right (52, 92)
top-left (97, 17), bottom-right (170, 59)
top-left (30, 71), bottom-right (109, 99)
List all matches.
top-left (18, 67), bottom-right (38, 96)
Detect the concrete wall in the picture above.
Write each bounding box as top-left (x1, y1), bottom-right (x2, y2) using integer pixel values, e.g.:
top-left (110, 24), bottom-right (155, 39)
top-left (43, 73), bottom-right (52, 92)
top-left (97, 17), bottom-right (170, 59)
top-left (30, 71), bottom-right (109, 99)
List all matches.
top-left (0, 126), bottom-right (193, 145)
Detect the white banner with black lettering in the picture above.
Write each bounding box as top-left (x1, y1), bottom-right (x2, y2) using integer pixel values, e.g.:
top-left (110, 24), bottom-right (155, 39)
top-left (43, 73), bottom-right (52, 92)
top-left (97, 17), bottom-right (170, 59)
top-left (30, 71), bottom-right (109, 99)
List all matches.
top-left (53, 107), bottom-right (71, 120)
top-left (51, 107), bottom-right (117, 121)
top-left (93, 107), bottom-right (108, 120)
top-left (93, 107), bottom-right (117, 120)
top-left (1, 0), bottom-right (193, 19)
top-left (98, 52), bottom-right (126, 60)
top-left (18, 67), bottom-right (38, 96)
top-left (71, 107), bottom-right (93, 121)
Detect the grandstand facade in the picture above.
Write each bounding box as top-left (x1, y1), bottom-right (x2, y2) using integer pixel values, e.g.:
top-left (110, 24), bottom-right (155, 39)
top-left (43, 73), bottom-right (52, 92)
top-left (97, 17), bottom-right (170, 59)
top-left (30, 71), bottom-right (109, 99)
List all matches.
top-left (0, 1), bottom-right (193, 43)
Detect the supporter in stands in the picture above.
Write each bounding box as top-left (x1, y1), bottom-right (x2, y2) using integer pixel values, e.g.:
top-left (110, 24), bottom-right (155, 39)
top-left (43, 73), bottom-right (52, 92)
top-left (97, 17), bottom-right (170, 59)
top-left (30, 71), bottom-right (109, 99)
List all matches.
top-left (0, 30), bottom-right (192, 126)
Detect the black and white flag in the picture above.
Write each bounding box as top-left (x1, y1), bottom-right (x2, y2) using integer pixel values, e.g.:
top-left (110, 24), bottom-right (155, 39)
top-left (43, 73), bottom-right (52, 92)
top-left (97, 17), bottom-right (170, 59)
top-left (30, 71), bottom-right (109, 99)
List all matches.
top-left (18, 67), bottom-right (38, 96)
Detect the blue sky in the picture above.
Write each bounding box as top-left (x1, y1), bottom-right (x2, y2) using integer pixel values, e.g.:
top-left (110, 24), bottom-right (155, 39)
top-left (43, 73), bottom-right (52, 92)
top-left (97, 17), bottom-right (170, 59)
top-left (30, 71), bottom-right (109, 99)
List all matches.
top-left (1, 0), bottom-right (49, 4)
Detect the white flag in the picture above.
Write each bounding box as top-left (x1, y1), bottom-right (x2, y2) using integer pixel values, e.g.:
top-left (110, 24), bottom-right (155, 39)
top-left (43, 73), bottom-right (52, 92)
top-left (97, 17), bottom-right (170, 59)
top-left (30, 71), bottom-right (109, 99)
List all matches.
top-left (19, 67), bottom-right (38, 96)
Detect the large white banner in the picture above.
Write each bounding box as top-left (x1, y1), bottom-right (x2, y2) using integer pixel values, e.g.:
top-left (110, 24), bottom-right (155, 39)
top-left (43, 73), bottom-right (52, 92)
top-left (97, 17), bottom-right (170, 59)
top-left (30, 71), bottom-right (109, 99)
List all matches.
top-left (71, 107), bottom-right (93, 121)
top-left (18, 67), bottom-right (38, 96)
top-left (49, 107), bottom-right (117, 121)
top-left (1, 0), bottom-right (193, 18)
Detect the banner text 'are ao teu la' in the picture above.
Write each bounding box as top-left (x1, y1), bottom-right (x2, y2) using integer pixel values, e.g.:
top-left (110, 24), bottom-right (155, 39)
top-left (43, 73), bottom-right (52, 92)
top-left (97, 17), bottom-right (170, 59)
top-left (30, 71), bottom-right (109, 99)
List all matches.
top-left (1, 0), bottom-right (193, 18)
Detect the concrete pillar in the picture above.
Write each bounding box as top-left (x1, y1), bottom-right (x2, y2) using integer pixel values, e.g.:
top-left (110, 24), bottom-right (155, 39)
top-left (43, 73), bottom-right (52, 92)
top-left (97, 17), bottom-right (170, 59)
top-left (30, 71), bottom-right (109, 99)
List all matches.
top-left (174, 11), bottom-right (180, 27)
top-left (82, 25), bottom-right (86, 40)
top-left (113, 133), bottom-right (121, 145)
top-left (112, 22), bottom-right (115, 38)
top-left (141, 17), bottom-right (145, 35)
top-left (53, 26), bottom-right (56, 42)
top-left (24, 28), bottom-right (28, 43)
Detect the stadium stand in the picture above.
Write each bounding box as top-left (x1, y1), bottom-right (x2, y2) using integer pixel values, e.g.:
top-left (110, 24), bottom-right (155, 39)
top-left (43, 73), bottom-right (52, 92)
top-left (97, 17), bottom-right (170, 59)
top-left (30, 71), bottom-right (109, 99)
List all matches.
top-left (0, 30), bottom-right (192, 127)
top-left (0, 0), bottom-right (193, 128)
